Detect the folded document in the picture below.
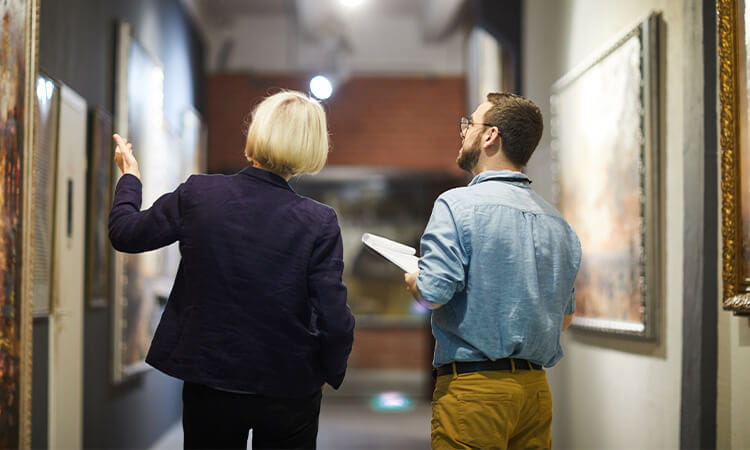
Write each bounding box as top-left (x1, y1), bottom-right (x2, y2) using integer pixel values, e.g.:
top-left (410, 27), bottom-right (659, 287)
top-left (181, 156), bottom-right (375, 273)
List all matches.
top-left (361, 233), bottom-right (419, 273)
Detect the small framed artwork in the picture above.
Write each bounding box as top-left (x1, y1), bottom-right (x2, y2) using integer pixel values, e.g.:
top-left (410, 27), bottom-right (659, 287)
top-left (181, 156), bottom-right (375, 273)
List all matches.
top-left (86, 108), bottom-right (114, 308)
top-left (551, 13), bottom-right (661, 338)
top-left (718, 0), bottom-right (750, 314)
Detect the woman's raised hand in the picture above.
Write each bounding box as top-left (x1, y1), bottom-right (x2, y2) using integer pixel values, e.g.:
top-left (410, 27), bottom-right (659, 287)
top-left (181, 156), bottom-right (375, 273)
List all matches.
top-left (113, 133), bottom-right (141, 179)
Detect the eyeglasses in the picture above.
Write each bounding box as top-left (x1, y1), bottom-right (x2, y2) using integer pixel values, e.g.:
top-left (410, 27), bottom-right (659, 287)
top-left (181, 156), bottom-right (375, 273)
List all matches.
top-left (460, 116), bottom-right (496, 134)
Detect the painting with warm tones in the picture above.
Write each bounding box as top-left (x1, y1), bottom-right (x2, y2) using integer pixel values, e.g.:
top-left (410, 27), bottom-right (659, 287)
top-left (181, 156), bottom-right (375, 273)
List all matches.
top-left (742, 1), bottom-right (750, 285)
top-left (0, 0), bottom-right (29, 447)
top-left (552, 15), bottom-right (660, 337)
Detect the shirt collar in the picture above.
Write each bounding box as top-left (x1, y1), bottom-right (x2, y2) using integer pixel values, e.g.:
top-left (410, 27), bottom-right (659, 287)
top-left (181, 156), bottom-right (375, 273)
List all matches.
top-left (468, 170), bottom-right (531, 186)
top-left (239, 166), bottom-right (295, 192)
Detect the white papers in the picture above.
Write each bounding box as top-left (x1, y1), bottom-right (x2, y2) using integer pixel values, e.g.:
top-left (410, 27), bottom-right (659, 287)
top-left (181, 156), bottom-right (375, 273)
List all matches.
top-left (361, 233), bottom-right (419, 273)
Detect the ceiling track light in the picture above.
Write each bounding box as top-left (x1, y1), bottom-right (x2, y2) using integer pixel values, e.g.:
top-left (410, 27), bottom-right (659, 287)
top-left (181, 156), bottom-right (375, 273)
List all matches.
top-left (309, 75), bottom-right (334, 100)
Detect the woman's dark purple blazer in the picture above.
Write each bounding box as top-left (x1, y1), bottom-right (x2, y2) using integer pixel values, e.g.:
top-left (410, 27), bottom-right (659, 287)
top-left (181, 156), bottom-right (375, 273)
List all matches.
top-left (109, 166), bottom-right (355, 398)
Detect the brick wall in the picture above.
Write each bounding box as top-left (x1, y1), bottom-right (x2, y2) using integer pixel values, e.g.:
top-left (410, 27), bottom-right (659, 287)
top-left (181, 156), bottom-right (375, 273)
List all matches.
top-left (347, 327), bottom-right (433, 370)
top-left (207, 73), bottom-right (466, 173)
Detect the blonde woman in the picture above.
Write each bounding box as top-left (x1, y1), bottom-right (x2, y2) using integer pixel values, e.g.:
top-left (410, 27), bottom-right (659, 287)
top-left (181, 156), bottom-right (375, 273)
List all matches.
top-left (110, 91), bottom-right (355, 449)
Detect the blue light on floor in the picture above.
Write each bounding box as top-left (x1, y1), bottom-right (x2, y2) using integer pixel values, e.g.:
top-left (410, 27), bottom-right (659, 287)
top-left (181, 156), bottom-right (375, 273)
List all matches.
top-left (370, 391), bottom-right (413, 411)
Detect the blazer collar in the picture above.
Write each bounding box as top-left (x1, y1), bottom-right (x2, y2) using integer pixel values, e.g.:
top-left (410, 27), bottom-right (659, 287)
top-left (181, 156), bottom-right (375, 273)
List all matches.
top-left (239, 166), bottom-right (294, 192)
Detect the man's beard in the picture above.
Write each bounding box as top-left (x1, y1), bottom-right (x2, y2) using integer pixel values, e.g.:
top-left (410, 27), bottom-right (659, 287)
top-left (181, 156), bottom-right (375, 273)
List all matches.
top-left (457, 136), bottom-right (480, 173)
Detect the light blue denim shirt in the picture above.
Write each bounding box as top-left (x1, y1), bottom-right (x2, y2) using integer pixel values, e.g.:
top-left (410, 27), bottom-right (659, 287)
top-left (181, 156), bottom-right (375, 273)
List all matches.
top-left (417, 170), bottom-right (581, 368)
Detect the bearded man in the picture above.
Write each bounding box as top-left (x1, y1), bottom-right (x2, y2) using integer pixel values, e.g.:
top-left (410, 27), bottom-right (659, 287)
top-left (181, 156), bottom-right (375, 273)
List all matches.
top-left (405, 93), bottom-right (582, 449)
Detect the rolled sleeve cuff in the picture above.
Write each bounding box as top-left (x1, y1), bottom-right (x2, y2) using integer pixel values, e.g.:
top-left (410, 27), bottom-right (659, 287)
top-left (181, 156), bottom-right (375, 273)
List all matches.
top-left (416, 272), bottom-right (455, 305)
top-left (564, 288), bottom-right (576, 315)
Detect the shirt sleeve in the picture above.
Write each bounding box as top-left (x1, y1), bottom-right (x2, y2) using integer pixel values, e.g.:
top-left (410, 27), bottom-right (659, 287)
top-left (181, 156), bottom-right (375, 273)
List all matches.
top-left (416, 196), bottom-right (468, 305)
top-left (565, 229), bottom-right (582, 315)
top-left (307, 209), bottom-right (355, 389)
top-left (565, 288), bottom-right (576, 315)
top-left (108, 174), bottom-right (185, 253)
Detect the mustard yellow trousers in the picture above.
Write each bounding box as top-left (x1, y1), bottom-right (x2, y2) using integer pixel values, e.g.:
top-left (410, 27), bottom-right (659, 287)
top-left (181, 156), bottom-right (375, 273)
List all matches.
top-left (431, 368), bottom-right (552, 449)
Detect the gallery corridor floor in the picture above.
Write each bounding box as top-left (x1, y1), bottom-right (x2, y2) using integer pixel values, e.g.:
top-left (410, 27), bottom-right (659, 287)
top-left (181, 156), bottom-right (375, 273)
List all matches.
top-left (151, 396), bottom-right (432, 450)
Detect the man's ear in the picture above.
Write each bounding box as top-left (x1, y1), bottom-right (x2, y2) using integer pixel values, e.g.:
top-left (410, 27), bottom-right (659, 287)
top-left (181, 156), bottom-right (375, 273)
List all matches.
top-left (484, 127), bottom-right (501, 146)
top-left (482, 128), bottom-right (502, 157)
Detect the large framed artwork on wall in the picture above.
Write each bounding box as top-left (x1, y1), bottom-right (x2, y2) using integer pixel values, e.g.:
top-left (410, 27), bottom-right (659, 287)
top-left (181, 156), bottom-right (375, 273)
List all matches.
top-left (0, 0), bottom-right (38, 447)
top-left (112, 22), bottom-right (184, 381)
top-left (551, 13), bottom-right (661, 338)
top-left (718, 0), bottom-right (750, 314)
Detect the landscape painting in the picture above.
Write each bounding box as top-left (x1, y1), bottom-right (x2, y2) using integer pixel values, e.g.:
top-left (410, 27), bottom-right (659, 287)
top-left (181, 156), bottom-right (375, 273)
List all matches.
top-left (551, 14), bottom-right (660, 338)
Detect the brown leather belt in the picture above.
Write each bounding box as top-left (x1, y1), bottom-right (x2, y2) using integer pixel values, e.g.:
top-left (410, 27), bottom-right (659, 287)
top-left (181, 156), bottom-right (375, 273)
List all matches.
top-left (435, 358), bottom-right (543, 377)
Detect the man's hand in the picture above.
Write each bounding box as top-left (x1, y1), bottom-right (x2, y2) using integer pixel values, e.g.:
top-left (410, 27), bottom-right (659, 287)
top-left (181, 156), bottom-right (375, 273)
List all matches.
top-left (404, 271), bottom-right (442, 310)
top-left (404, 271), bottom-right (420, 299)
top-left (562, 314), bottom-right (574, 331)
top-left (113, 133), bottom-right (141, 179)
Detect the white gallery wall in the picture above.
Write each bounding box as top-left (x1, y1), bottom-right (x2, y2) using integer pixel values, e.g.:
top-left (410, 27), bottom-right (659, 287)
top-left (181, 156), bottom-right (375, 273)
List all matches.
top-left (525, 0), bottom-right (750, 447)
top-left (523, 0), bottom-right (688, 448)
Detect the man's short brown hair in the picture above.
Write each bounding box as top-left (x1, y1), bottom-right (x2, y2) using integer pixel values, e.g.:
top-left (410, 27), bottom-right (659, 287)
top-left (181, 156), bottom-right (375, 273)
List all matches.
top-left (484, 93), bottom-right (543, 168)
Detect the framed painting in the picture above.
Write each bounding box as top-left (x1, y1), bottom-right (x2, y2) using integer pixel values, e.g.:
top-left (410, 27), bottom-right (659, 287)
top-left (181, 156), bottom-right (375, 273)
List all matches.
top-left (718, 0), bottom-right (750, 313)
top-left (86, 108), bottom-right (114, 308)
top-left (112, 23), bottom-right (184, 381)
top-left (0, 0), bottom-right (38, 447)
top-left (551, 13), bottom-right (661, 338)
top-left (32, 73), bottom-right (59, 317)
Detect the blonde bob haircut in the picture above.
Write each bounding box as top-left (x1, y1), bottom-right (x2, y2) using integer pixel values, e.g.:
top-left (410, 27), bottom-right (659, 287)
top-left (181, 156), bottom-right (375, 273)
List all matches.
top-left (244, 90), bottom-right (329, 178)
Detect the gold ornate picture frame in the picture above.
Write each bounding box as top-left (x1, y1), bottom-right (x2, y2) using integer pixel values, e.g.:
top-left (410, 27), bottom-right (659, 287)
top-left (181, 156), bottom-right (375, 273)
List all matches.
top-left (719, 0), bottom-right (750, 313)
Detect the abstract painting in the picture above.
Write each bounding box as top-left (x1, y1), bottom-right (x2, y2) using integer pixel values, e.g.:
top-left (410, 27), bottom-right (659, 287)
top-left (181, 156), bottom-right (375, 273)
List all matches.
top-left (551, 14), bottom-right (661, 338)
top-left (0, 0), bottom-right (37, 447)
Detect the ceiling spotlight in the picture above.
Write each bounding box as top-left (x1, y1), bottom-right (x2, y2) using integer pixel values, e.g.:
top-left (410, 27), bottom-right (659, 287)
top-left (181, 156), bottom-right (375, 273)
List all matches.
top-left (339, 0), bottom-right (365, 7)
top-left (310, 75), bottom-right (333, 100)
